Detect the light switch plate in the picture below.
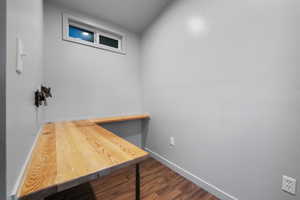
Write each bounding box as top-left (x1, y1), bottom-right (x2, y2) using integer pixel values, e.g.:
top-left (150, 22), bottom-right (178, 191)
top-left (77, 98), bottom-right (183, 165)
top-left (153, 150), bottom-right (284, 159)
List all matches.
top-left (16, 37), bottom-right (26, 74)
top-left (282, 175), bottom-right (297, 195)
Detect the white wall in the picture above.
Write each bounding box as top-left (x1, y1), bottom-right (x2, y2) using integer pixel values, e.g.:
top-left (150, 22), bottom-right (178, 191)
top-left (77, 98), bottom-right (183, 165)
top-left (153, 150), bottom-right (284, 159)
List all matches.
top-left (142, 0), bottom-right (300, 199)
top-left (0, 0), bottom-right (6, 199)
top-left (102, 120), bottom-right (143, 147)
top-left (43, 2), bottom-right (143, 122)
top-left (6, 0), bottom-right (44, 197)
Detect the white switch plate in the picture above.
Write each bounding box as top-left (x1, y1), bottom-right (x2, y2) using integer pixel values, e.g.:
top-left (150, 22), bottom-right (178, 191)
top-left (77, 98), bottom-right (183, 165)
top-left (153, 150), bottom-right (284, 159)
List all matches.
top-left (282, 175), bottom-right (297, 195)
top-left (170, 137), bottom-right (175, 146)
top-left (16, 37), bottom-right (27, 74)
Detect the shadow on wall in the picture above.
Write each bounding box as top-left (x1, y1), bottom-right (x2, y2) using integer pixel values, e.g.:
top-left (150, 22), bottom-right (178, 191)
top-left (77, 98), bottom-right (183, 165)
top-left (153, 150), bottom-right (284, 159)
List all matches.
top-left (141, 118), bottom-right (150, 149)
top-left (99, 119), bottom-right (150, 149)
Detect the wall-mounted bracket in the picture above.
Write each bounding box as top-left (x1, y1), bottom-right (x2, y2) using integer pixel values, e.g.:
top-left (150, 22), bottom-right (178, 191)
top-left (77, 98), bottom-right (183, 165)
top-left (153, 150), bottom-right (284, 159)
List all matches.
top-left (35, 85), bottom-right (52, 107)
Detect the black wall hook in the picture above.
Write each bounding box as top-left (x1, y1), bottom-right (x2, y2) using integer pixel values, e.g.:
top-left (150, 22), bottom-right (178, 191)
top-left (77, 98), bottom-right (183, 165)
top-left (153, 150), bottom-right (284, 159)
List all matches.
top-left (41, 86), bottom-right (52, 98)
top-left (35, 85), bottom-right (53, 107)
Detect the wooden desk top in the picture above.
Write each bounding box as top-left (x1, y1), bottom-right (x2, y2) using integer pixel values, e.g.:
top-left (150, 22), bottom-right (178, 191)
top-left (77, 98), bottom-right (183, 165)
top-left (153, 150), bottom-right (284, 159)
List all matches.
top-left (90, 114), bottom-right (150, 124)
top-left (17, 115), bottom-right (150, 199)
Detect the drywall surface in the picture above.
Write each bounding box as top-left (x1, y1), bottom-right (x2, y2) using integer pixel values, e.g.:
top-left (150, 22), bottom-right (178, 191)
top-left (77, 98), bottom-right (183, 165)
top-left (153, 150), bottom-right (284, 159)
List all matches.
top-left (0, 0), bottom-right (6, 199)
top-left (6, 0), bottom-right (44, 196)
top-left (142, 0), bottom-right (300, 199)
top-left (43, 2), bottom-right (143, 122)
top-left (101, 120), bottom-right (142, 147)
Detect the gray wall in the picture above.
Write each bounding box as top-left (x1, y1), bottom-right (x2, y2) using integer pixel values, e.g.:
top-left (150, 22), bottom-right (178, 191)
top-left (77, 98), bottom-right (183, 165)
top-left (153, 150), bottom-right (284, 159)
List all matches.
top-left (142, 0), bottom-right (300, 199)
top-left (6, 0), bottom-right (44, 196)
top-left (101, 120), bottom-right (142, 148)
top-left (43, 2), bottom-right (143, 122)
top-left (0, 0), bottom-right (6, 199)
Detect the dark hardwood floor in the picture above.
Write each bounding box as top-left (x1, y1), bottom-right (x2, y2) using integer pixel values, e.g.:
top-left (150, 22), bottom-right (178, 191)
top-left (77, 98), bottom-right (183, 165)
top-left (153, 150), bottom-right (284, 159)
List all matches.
top-left (46, 158), bottom-right (220, 200)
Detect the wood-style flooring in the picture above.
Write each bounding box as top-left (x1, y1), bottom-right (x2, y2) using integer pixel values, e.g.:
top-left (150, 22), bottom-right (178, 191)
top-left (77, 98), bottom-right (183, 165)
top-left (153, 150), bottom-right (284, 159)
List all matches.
top-left (46, 158), bottom-right (220, 200)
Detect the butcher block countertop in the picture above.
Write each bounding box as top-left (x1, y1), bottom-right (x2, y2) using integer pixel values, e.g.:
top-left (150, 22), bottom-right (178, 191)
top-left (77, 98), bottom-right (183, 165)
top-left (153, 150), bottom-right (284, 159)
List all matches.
top-left (89, 114), bottom-right (150, 124)
top-left (17, 114), bottom-right (150, 200)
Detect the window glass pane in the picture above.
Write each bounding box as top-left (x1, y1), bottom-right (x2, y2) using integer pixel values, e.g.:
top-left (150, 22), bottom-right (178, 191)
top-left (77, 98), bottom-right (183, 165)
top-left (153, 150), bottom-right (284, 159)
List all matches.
top-left (99, 35), bottom-right (119, 48)
top-left (69, 25), bottom-right (94, 43)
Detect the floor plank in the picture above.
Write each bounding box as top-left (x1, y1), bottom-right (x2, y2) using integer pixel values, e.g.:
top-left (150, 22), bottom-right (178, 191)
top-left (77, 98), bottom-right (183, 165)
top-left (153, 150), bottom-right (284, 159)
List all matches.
top-left (46, 158), bottom-right (220, 200)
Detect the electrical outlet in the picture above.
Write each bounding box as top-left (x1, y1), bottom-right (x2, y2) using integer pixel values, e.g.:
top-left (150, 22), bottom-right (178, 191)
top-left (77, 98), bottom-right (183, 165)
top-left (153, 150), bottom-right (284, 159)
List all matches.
top-left (282, 175), bottom-right (297, 195)
top-left (170, 137), bottom-right (175, 146)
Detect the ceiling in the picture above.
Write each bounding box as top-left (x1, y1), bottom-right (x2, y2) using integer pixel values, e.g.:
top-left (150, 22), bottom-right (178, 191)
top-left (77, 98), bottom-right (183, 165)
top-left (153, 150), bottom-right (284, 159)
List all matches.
top-left (47, 0), bottom-right (174, 33)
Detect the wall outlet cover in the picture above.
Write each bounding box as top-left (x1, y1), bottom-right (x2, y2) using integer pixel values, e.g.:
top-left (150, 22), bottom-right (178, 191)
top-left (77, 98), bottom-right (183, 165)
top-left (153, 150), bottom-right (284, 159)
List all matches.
top-left (282, 175), bottom-right (297, 195)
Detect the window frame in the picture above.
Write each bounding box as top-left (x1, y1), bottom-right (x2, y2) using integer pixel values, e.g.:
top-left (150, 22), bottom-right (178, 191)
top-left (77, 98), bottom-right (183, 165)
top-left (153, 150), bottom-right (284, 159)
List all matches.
top-left (62, 13), bottom-right (127, 54)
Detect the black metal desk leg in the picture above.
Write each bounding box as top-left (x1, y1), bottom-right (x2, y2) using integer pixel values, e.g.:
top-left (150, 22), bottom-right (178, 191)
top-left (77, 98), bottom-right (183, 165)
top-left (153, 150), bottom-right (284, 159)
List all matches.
top-left (136, 163), bottom-right (140, 200)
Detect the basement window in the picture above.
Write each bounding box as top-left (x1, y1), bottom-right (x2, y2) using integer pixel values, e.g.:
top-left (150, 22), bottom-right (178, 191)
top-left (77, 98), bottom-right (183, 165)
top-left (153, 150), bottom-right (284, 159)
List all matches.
top-left (99, 35), bottom-right (119, 49)
top-left (69, 25), bottom-right (95, 43)
top-left (63, 13), bottom-right (126, 54)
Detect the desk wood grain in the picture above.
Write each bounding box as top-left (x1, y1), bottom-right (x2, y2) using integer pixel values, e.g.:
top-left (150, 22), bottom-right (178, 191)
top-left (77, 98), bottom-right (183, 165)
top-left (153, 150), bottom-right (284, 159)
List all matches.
top-left (17, 116), bottom-right (149, 199)
top-left (89, 114), bottom-right (150, 124)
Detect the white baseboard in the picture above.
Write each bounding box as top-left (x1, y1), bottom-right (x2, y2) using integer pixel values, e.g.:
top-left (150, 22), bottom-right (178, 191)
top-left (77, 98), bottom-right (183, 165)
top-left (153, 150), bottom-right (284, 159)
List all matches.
top-left (145, 148), bottom-right (238, 200)
top-left (10, 127), bottom-right (43, 200)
